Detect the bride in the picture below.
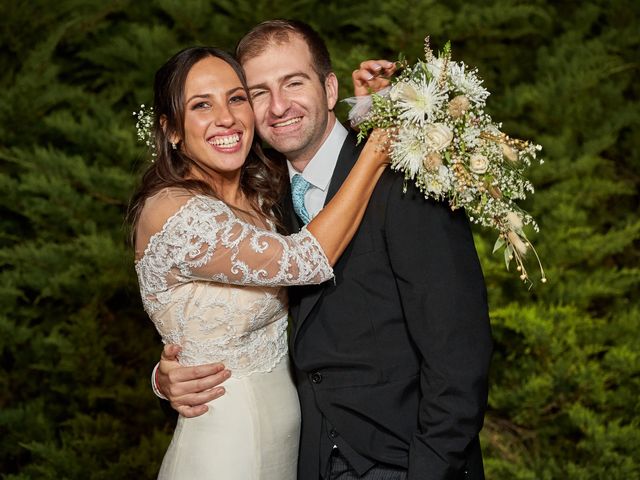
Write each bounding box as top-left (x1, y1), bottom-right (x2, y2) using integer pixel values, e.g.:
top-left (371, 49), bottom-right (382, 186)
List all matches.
top-left (127, 46), bottom-right (388, 479)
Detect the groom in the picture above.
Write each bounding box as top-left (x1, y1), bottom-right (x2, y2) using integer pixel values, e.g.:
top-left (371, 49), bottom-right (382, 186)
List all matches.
top-left (155, 20), bottom-right (492, 479)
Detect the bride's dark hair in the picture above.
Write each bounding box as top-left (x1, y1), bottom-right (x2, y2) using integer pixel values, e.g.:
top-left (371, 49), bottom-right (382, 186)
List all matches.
top-left (127, 46), bottom-right (286, 240)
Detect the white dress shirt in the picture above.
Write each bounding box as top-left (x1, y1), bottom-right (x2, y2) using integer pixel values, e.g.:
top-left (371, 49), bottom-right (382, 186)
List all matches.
top-left (286, 121), bottom-right (348, 220)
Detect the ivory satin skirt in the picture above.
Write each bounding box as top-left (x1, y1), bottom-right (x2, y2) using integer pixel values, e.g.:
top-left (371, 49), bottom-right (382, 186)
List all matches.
top-left (158, 356), bottom-right (300, 479)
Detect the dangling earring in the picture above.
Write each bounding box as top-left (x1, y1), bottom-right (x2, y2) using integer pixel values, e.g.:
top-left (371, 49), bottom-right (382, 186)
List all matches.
top-left (171, 141), bottom-right (177, 150)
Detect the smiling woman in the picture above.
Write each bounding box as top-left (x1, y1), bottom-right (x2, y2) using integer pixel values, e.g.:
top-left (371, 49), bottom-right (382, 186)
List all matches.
top-left (178, 56), bottom-right (255, 189)
top-left (127, 47), bottom-right (281, 231)
top-left (125, 46), bottom-right (389, 479)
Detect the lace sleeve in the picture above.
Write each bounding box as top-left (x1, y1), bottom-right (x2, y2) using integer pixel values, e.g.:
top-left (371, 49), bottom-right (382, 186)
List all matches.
top-left (136, 192), bottom-right (333, 289)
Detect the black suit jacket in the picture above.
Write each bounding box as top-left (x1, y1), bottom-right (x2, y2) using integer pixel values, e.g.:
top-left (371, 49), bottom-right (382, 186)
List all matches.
top-left (284, 133), bottom-right (492, 480)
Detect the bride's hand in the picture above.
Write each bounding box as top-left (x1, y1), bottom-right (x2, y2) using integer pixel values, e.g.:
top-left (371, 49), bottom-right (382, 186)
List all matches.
top-left (352, 60), bottom-right (397, 97)
top-left (361, 128), bottom-right (393, 167)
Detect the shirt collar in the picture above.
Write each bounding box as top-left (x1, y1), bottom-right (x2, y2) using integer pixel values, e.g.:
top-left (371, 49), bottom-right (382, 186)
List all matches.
top-left (286, 121), bottom-right (348, 192)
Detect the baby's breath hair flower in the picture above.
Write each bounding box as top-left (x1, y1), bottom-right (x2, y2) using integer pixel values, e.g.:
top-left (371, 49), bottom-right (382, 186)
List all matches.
top-left (133, 104), bottom-right (156, 159)
top-left (349, 37), bottom-right (546, 286)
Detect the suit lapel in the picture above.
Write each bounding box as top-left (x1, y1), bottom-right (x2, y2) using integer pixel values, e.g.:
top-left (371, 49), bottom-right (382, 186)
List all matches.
top-left (293, 132), bottom-right (363, 336)
top-left (322, 131), bottom-right (361, 207)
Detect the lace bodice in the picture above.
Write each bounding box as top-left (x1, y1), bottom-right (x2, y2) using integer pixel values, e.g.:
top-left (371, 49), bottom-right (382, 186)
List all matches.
top-left (135, 189), bottom-right (333, 376)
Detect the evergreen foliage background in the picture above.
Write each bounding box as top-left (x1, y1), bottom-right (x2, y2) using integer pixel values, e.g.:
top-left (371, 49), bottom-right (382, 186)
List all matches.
top-left (0, 0), bottom-right (637, 477)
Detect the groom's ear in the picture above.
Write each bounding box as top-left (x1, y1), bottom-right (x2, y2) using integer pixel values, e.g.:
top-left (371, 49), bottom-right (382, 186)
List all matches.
top-left (324, 72), bottom-right (338, 111)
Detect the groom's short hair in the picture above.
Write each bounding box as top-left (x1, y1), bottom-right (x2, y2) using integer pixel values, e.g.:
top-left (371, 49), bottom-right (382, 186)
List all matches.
top-left (236, 19), bottom-right (333, 83)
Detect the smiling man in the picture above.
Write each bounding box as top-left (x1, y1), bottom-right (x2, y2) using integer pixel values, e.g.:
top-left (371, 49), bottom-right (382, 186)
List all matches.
top-left (154, 20), bottom-right (492, 480)
top-left (240, 29), bottom-right (337, 172)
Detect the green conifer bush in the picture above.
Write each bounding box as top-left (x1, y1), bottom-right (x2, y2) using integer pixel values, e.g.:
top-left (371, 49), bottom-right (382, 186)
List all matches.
top-left (0, 0), bottom-right (637, 477)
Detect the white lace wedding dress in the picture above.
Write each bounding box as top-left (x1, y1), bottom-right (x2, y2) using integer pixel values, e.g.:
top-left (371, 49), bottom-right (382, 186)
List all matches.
top-left (134, 189), bottom-right (333, 479)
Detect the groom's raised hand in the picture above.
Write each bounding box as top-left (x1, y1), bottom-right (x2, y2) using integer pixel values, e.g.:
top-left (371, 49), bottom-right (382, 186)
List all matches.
top-left (155, 344), bottom-right (231, 418)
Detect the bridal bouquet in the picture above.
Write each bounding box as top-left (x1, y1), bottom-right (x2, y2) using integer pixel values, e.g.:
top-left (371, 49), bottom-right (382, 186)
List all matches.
top-left (350, 38), bottom-right (546, 285)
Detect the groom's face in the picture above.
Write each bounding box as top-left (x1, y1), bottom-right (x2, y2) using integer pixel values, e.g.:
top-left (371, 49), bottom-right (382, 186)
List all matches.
top-left (242, 35), bottom-right (338, 165)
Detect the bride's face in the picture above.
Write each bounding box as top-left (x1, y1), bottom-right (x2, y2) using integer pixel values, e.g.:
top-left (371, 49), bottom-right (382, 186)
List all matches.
top-left (179, 56), bottom-right (255, 179)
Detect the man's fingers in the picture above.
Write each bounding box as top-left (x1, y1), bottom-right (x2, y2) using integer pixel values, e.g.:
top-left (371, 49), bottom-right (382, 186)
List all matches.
top-left (175, 387), bottom-right (227, 408)
top-left (165, 367), bottom-right (231, 398)
top-left (161, 343), bottom-right (181, 361)
top-left (162, 362), bottom-right (226, 383)
top-left (175, 404), bottom-right (209, 418)
top-left (171, 387), bottom-right (227, 418)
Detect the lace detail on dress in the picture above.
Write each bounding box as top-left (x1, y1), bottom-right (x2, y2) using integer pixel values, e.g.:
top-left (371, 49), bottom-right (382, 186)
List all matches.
top-left (136, 195), bottom-right (332, 312)
top-left (135, 193), bottom-right (332, 376)
top-left (149, 284), bottom-right (291, 375)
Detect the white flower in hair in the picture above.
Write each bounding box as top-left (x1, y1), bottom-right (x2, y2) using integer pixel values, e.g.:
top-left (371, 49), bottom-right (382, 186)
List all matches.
top-left (133, 104), bottom-right (156, 159)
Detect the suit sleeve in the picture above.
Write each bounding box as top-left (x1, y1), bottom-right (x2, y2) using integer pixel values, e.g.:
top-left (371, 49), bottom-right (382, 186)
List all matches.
top-left (384, 176), bottom-right (492, 480)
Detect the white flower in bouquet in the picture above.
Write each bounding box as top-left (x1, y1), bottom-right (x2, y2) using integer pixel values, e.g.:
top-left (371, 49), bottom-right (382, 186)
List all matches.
top-left (425, 123), bottom-right (454, 151)
top-left (426, 57), bottom-right (445, 79)
top-left (423, 151), bottom-right (443, 171)
top-left (448, 95), bottom-right (471, 118)
top-left (501, 143), bottom-right (519, 163)
top-left (461, 125), bottom-right (481, 148)
top-left (506, 211), bottom-right (524, 232)
top-left (391, 125), bottom-right (429, 177)
top-left (351, 37), bottom-right (546, 285)
top-left (423, 165), bottom-right (452, 197)
top-left (389, 81), bottom-right (413, 101)
top-left (448, 62), bottom-right (489, 105)
top-left (469, 153), bottom-right (489, 174)
top-left (507, 231), bottom-right (528, 256)
top-left (393, 78), bottom-right (447, 126)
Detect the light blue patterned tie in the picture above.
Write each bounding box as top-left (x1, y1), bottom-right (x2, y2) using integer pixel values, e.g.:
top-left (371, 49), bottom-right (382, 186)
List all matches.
top-left (291, 174), bottom-right (312, 224)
